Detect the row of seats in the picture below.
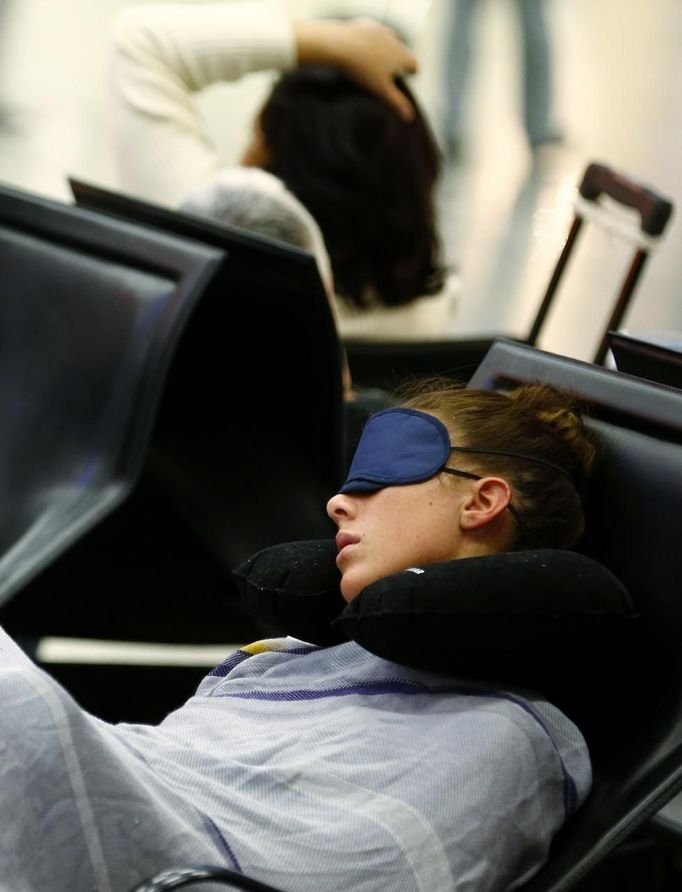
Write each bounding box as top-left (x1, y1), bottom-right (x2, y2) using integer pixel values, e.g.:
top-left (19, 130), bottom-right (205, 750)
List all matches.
top-left (2, 172), bottom-right (682, 889)
top-left (0, 179), bottom-right (345, 718)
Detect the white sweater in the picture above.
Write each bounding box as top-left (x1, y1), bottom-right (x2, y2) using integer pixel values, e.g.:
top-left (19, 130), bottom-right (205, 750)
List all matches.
top-left (110, 1), bottom-right (459, 340)
top-left (110, 1), bottom-right (295, 204)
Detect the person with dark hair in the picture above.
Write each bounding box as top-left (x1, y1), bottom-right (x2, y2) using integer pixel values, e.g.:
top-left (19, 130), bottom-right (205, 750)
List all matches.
top-left (0, 378), bottom-right (596, 891)
top-left (259, 66), bottom-right (451, 335)
top-left (178, 162), bottom-right (394, 447)
top-left (110, 1), bottom-right (460, 341)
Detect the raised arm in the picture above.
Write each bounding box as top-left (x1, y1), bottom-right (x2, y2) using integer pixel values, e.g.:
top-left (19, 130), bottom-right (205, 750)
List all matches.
top-left (110, 1), bottom-right (296, 203)
top-left (110, 2), bottom-right (418, 205)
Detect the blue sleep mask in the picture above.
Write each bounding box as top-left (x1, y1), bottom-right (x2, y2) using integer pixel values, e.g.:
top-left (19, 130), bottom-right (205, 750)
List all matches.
top-left (341, 408), bottom-right (453, 493)
top-left (340, 407), bottom-right (573, 494)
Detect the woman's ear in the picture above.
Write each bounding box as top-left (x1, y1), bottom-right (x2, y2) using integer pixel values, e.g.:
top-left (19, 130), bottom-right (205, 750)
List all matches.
top-left (460, 477), bottom-right (512, 531)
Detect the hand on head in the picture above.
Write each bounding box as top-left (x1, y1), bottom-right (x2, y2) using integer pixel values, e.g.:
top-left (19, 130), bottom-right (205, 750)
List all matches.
top-left (293, 17), bottom-right (418, 121)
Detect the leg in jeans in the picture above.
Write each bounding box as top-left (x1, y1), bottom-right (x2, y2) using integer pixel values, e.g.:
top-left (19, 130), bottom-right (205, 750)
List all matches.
top-left (442, 0), bottom-right (478, 156)
top-left (516, 0), bottom-right (562, 146)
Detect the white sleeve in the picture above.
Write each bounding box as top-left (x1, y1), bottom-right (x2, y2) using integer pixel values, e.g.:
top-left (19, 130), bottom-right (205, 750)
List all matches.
top-left (110, 2), bottom-right (296, 204)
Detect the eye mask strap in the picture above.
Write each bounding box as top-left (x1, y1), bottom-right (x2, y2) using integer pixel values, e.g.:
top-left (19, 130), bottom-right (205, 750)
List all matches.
top-left (449, 445), bottom-right (574, 483)
top-left (442, 466), bottom-right (532, 545)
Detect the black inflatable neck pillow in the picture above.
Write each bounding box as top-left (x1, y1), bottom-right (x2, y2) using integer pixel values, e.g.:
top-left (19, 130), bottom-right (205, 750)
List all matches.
top-left (232, 539), bottom-right (637, 696)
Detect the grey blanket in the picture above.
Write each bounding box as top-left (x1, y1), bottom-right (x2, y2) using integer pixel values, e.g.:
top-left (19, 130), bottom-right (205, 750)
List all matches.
top-left (0, 629), bottom-right (591, 892)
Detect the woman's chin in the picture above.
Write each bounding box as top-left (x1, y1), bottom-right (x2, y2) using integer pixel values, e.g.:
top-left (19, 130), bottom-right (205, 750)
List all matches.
top-left (340, 576), bottom-right (362, 604)
top-left (341, 565), bottom-right (386, 603)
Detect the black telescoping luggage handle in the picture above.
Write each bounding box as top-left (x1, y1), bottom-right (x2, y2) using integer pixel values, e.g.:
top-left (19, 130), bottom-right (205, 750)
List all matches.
top-left (527, 160), bottom-right (674, 359)
top-left (579, 162), bottom-right (673, 236)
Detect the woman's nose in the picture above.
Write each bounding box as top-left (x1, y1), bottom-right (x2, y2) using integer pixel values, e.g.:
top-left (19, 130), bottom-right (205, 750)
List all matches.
top-left (326, 492), bottom-right (353, 521)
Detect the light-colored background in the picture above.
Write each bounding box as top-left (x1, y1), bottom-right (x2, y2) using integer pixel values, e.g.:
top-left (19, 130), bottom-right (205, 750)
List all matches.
top-left (1, 0), bottom-right (682, 363)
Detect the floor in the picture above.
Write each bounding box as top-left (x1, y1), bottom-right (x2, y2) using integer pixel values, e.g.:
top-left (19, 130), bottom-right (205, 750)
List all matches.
top-left (1, 0), bottom-right (682, 841)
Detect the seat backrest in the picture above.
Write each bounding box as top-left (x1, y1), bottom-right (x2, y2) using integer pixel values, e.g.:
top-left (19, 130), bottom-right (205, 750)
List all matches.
top-left (68, 178), bottom-right (345, 564)
top-left (0, 182), bottom-right (224, 611)
top-left (4, 179), bottom-right (344, 648)
top-left (468, 338), bottom-right (682, 891)
top-left (608, 330), bottom-right (682, 390)
top-left (342, 336), bottom-right (498, 392)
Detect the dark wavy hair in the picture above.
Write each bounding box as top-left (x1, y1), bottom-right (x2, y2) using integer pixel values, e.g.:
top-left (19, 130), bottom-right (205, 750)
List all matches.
top-left (259, 67), bottom-right (448, 310)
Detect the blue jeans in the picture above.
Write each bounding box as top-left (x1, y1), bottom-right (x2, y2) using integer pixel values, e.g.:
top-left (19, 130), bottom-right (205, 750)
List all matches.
top-left (443, 0), bottom-right (559, 147)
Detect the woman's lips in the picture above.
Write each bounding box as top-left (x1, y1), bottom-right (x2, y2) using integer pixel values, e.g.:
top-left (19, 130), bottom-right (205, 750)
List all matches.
top-left (336, 532), bottom-right (359, 562)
